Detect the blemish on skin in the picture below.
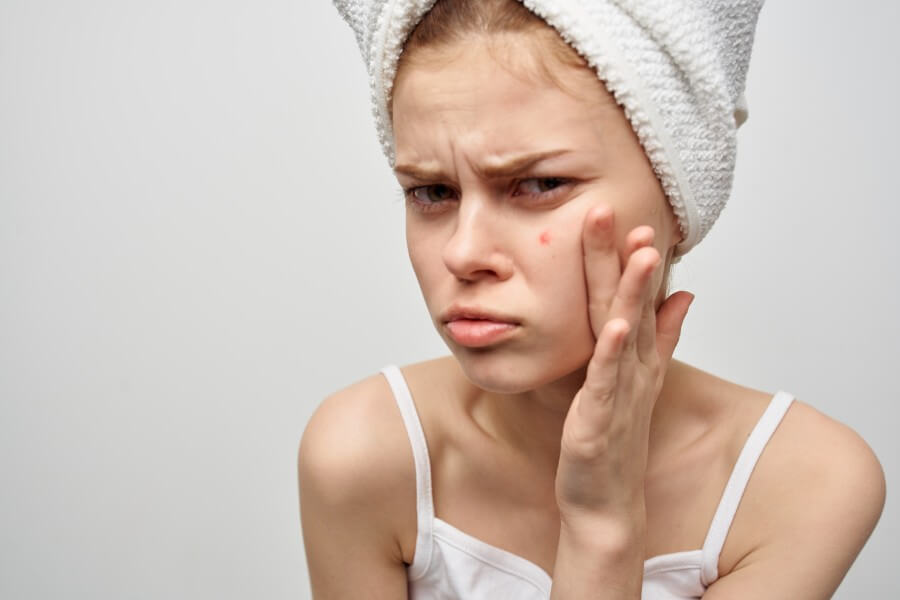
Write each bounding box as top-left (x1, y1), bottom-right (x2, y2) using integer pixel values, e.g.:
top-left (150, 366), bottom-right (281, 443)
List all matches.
top-left (539, 230), bottom-right (551, 246)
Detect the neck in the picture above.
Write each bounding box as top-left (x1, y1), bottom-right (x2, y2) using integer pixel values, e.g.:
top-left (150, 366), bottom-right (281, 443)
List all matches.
top-left (463, 359), bottom-right (688, 473)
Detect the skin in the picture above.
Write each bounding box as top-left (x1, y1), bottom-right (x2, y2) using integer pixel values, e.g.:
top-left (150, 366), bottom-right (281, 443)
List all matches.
top-left (393, 34), bottom-right (690, 597)
top-left (298, 31), bottom-right (885, 599)
top-left (394, 36), bottom-right (683, 460)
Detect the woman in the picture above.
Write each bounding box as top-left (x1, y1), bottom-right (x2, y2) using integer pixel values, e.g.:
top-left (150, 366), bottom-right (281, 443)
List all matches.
top-left (299, 0), bottom-right (885, 597)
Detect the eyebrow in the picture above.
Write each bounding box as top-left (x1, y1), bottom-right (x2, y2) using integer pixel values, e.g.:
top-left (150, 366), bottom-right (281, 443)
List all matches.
top-left (393, 149), bottom-right (572, 181)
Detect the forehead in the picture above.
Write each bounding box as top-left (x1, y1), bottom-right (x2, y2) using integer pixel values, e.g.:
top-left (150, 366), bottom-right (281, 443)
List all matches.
top-left (391, 36), bottom-right (624, 162)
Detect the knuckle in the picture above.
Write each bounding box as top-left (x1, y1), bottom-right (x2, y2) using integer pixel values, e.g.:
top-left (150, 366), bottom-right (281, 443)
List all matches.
top-left (583, 378), bottom-right (616, 403)
top-left (561, 427), bottom-right (611, 462)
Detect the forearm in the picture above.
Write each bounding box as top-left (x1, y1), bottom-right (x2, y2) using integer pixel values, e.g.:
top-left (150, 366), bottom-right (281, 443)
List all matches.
top-left (549, 516), bottom-right (645, 600)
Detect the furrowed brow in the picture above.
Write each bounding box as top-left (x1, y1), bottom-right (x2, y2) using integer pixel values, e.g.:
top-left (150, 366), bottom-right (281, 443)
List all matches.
top-left (478, 150), bottom-right (572, 178)
top-left (394, 149), bottom-right (571, 182)
top-left (392, 163), bottom-right (447, 182)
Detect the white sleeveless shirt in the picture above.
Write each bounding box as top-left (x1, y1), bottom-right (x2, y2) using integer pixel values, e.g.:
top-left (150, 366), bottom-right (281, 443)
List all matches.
top-left (380, 365), bottom-right (794, 599)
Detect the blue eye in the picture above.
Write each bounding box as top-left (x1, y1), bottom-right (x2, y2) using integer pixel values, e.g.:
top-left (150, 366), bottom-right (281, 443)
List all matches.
top-left (404, 184), bottom-right (458, 212)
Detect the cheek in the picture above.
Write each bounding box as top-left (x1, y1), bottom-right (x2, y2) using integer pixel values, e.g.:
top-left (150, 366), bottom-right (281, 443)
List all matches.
top-left (541, 258), bottom-right (596, 368)
top-left (406, 226), bottom-right (441, 293)
top-left (532, 218), bottom-right (592, 328)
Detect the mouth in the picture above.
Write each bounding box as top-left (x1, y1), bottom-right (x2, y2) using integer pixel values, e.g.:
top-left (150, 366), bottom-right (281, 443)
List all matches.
top-left (441, 305), bottom-right (521, 325)
top-left (444, 319), bottom-right (518, 348)
top-left (441, 305), bottom-right (521, 348)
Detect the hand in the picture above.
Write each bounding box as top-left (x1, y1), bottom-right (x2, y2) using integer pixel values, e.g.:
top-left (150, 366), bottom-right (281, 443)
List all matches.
top-left (555, 204), bottom-right (694, 525)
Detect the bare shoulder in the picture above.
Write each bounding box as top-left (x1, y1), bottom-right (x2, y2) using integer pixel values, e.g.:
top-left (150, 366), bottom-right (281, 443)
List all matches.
top-left (297, 369), bottom-right (418, 595)
top-left (767, 399), bottom-right (885, 533)
top-left (749, 399), bottom-right (885, 537)
top-left (710, 395), bottom-right (886, 598)
top-left (298, 369), bottom-right (415, 524)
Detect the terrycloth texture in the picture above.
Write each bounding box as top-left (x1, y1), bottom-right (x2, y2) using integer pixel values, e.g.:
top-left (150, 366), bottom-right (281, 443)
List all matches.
top-left (333, 0), bottom-right (764, 255)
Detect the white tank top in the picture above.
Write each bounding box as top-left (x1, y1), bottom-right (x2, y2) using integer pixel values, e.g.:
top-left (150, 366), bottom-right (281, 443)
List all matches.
top-left (380, 365), bottom-right (794, 599)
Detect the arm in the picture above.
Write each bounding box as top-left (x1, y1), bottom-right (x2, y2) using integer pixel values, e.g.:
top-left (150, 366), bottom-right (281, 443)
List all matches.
top-left (550, 516), bottom-right (647, 598)
top-left (703, 403), bottom-right (885, 599)
top-left (551, 206), bottom-right (693, 598)
top-left (549, 205), bottom-right (884, 598)
top-left (298, 378), bottom-right (412, 599)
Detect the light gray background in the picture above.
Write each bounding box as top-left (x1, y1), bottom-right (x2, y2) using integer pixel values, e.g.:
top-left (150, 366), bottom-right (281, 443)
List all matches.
top-left (1, 1), bottom-right (896, 598)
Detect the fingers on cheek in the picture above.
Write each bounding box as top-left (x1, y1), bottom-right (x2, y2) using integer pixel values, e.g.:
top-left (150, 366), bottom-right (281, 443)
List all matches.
top-left (623, 249), bottom-right (661, 349)
top-left (624, 226), bottom-right (655, 257)
top-left (637, 292), bottom-right (658, 363)
top-left (608, 317), bottom-right (630, 355)
top-left (584, 205), bottom-right (615, 250)
top-left (584, 317), bottom-right (630, 396)
top-left (620, 246), bottom-right (658, 307)
top-left (592, 318), bottom-right (628, 368)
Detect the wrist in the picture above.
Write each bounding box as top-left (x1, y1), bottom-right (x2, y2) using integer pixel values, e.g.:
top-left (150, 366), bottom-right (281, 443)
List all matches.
top-left (551, 513), bottom-right (647, 599)
top-left (558, 509), bottom-right (646, 560)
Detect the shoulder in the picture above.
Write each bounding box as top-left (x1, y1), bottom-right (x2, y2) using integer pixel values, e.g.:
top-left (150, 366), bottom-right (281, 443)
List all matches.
top-left (298, 368), bottom-right (417, 560)
top-left (762, 399), bottom-right (885, 535)
top-left (750, 398), bottom-right (885, 536)
top-left (298, 368), bottom-right (415, 505)
top-left (712, 396), bottom-right (885, 597)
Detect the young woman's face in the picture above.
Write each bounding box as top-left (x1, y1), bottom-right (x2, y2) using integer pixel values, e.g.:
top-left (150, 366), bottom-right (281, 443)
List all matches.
top-left (391, 35), bottom-right (681, 393)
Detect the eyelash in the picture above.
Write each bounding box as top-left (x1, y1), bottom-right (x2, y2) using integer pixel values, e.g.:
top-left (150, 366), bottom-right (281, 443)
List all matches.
top-left (403, 177), bottom-right (572, 213)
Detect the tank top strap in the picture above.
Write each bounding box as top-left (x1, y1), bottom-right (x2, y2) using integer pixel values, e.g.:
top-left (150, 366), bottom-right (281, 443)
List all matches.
top-left (700, 390), bottom-right (795, 585)
top-left (379, 365), bottom-right (435, 579)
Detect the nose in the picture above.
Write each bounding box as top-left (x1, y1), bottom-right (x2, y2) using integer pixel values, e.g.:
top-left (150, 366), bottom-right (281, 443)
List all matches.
top-left (441, 195), bottom-right (514, 283)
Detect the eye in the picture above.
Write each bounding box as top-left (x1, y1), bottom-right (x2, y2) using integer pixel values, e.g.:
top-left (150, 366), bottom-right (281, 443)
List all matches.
top-left (513, 177), bottom-right (570, 197)
top-left (404, 184), bottom-right (458, 212)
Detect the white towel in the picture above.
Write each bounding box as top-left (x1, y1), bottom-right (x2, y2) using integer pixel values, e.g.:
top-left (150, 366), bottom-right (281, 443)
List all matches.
top-left (333, 0), bottom-right (764, 256)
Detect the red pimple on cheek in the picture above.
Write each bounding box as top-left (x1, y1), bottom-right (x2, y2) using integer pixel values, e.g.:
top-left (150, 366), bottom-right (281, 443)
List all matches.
top-left (539, 230), bottom-right (551, 245)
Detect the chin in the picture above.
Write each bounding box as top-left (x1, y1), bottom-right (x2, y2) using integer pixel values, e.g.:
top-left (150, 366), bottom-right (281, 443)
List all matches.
top-left (448, 342), bottom-right (592, 395)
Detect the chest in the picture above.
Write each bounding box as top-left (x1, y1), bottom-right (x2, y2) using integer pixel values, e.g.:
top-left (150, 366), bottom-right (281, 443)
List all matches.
top-left (417, 430), bottom-right (734, 578)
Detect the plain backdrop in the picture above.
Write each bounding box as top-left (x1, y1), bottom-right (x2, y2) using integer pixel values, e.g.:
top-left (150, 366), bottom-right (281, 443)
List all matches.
top-left (1, 1), bottom-right (897, 598)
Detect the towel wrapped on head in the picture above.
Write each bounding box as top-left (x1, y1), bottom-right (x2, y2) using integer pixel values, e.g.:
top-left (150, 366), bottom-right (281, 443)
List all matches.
top-left (333, 0), bottom-right (764, 256)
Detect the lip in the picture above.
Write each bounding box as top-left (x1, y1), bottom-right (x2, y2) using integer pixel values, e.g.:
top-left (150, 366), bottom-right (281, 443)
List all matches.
top-left (441, 305), bottom-right (521, 348)
top-left (440, 305), bottom-right (521, 325)
top-left (445, 319), bottom-right (518, 348)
